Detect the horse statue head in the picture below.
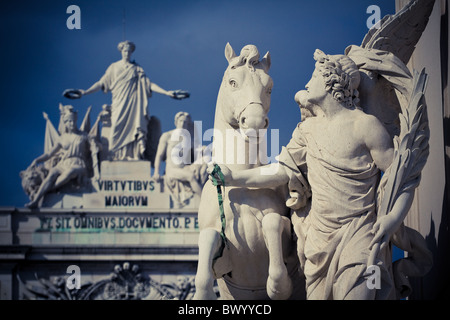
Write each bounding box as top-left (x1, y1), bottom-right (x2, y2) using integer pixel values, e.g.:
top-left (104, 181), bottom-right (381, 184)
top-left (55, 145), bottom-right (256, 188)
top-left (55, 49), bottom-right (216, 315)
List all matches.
top-left (213, 43), bottom-right (272, 168)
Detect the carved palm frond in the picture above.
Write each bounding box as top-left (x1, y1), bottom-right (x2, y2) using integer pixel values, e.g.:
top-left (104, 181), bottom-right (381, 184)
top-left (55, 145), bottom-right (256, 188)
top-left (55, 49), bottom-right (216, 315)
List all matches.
top-left (377, 68), bottom-right (429, 217)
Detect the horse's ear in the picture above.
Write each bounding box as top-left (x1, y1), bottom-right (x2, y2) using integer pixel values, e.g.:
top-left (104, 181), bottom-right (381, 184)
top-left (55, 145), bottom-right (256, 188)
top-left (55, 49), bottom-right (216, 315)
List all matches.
top-left (59, 103), bottom-right (64, 112)
top-left (261, 51), bottom-right (271, 71)
top-left (225, 42), bottom-right (237, 63)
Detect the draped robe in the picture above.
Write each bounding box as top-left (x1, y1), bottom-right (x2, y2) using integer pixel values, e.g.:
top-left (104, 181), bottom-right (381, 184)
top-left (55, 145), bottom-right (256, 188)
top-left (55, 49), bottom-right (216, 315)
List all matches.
top-left (99, 60), bottom-right (152, 160)
top-left (55, 133), bottom-right (89, 173)
top-left (279, 119), bottom-right (432, 299)
top-left (279, 122), bottom-right (389, 299)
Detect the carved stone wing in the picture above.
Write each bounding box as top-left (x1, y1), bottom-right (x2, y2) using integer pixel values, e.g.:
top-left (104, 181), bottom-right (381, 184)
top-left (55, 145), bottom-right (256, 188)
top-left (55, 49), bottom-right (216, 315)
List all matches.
top-left (345, 0), bottom-right (435, 140)
top-left (43, 111), bottom-right (60, 155)
top-left (79, 105), bottom-right (92, 133)
top-left (361, 0), bottom-right (435, 65)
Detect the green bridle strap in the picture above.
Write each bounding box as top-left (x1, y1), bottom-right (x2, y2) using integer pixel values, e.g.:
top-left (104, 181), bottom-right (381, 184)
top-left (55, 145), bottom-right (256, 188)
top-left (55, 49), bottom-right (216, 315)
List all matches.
top-left (210, 164), bottom-right (228, 260)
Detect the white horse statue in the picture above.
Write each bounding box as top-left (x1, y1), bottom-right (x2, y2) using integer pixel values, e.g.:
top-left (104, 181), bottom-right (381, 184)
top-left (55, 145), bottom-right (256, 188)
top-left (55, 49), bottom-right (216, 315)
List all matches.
top-left (193, 43), bottom-right (305, 300)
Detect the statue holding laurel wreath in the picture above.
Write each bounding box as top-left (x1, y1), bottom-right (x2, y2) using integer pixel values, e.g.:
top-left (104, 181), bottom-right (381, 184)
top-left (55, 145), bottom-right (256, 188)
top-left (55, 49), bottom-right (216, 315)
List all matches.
top-left (64, 40), bottom-right (189, 161)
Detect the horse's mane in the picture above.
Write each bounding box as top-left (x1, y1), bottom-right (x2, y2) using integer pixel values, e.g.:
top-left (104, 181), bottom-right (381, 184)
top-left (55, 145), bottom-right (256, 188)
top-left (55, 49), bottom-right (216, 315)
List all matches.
top-left (229, 45), bottom-right (261, 71)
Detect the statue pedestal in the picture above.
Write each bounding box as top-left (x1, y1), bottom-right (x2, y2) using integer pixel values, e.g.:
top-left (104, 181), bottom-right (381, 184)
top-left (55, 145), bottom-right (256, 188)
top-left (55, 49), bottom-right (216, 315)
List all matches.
top-left (40, 160), bottom-right (202, 210)
top-left (0, 206), bottom-right (199, 299)
top-left (83, 160), bottom-right (170, 210)
top-left (0, 160), bottom-right (201, 299)
top-left (100, 160), bottom-right (152, 179)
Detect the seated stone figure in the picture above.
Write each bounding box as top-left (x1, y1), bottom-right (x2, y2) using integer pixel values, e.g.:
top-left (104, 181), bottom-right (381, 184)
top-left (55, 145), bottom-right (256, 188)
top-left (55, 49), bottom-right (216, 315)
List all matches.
top-left (24, 105), bottom-right (90, 208)
top-left (152, 111), bottom-right (207, 207)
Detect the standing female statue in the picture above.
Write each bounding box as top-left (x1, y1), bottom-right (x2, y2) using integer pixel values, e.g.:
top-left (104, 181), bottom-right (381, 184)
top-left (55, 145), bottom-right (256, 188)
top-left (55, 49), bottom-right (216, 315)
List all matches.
top-left (71, 40), bottom-right (188, 161)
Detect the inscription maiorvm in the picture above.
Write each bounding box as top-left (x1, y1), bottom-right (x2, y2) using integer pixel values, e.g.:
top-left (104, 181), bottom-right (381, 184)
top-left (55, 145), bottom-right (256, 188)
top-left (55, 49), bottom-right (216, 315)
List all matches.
top-left (96, 179), bottom-right (157, 208)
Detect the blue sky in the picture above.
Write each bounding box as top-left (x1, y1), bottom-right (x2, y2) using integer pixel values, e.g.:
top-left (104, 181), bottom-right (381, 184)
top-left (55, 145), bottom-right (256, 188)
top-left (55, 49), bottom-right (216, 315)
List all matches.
top-left (0, 0), bottom-right (395, 207)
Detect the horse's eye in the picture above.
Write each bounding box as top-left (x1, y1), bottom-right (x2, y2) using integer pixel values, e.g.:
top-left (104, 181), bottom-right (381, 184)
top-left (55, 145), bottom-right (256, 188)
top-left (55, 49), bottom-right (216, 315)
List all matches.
top-left (229, 79), bottom-right (238, 88)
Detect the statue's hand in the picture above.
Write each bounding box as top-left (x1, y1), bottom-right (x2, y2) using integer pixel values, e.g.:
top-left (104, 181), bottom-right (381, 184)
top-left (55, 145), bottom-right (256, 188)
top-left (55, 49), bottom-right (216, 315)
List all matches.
top-left (152, 173), bottom-right (162, 182)
top-left (370, 215), bottom-right (397, 251)
top-left (207, 163), bottom-right (232, 186)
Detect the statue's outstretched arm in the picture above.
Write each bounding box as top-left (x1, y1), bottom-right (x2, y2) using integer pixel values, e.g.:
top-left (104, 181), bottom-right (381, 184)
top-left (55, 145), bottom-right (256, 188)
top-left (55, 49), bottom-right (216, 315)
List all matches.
top-left (30, 143), bottom-right (61, 168)
top-left (80, 81), bottom-right (102, 96)
top-left (207, 163), bottom-right (289, 188)
top-left (150, 82), bottom-right (174, 98)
